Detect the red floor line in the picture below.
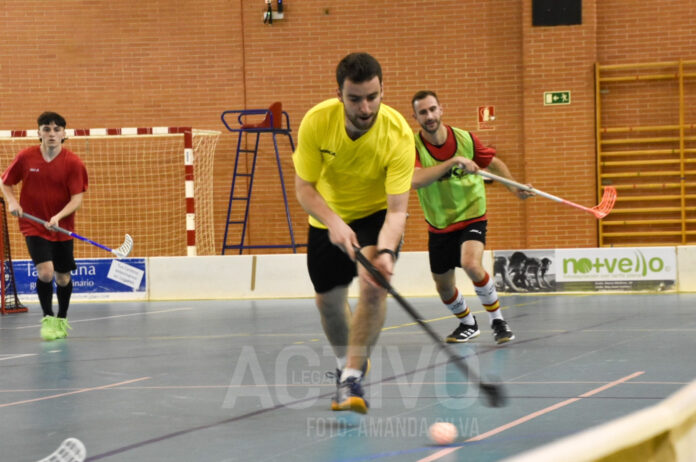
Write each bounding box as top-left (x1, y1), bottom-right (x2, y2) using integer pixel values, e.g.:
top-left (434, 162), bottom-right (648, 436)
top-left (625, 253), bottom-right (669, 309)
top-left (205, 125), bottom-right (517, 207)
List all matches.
top-left (0, 376), bottom-right (151, 408)
top-left (417, 371), bottom-right (645, 462)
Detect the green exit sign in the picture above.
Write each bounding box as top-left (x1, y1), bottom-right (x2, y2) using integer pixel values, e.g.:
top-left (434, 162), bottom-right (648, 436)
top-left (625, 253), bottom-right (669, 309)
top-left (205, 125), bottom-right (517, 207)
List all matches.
top-left (544, 91), bottom-right (571, 105)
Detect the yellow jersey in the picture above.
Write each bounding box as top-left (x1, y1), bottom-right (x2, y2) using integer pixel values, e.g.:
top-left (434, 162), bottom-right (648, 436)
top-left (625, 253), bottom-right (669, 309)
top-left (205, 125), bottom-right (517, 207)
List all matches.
top-left (293, 98), bottom-right (415, 228)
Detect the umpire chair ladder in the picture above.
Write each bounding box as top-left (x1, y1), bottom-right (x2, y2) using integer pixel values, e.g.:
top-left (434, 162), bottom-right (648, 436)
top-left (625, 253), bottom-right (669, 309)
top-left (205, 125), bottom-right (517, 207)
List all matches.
top-left (220, 102), bottom-right (301, 254)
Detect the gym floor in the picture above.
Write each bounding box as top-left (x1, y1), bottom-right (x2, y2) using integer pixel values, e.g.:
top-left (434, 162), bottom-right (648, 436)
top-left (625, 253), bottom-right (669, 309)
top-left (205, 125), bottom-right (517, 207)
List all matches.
top-left (1, 293), bottom-right (693, 461)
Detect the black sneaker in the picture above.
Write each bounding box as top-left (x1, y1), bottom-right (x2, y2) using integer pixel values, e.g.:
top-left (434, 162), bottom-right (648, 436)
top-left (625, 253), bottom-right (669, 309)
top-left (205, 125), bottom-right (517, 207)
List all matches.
top-left (491, 319), bottom-right (515, 344)
top-left (331, 376), bottom-right (368, 414)
top-left (445, 318), bottom-right (481, 343)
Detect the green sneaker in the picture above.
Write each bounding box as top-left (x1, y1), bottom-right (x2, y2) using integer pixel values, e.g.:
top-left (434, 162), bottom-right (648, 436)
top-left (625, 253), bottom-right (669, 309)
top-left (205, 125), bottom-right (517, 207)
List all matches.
top-left (54, 318), bottom-right (72, 339)
top-left (40, 316), bottom-right (59, 341)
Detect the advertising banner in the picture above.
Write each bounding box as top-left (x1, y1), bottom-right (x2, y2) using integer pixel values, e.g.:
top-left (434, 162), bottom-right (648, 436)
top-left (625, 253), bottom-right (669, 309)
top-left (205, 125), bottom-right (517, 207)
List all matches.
top-left (555, 247), bottom-right (676, 291)
top-left (493, 247), bottom-right (677, 293)
top-left (13, 258), bottom-right (147, 300)
top-left (493, 250), bottom-right (556, 293)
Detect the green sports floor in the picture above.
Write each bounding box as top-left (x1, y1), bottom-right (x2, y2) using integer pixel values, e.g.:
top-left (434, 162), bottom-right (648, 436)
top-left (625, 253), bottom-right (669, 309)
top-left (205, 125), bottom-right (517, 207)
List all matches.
top-left (1, 293), bottom-right (693, 461)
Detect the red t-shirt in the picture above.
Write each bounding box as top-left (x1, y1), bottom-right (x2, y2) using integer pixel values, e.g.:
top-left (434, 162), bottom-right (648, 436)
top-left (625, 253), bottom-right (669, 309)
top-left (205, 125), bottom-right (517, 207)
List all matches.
top-left (415, 125), bottom-right (495, 168)
top-left (2, 145), bottom-right (88, 241)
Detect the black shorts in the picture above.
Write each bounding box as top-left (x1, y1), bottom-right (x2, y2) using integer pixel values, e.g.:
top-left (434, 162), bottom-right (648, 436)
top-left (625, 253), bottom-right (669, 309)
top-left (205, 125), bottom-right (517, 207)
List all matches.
top-left (307, 209), bottom-right (386, 293)
top-left (428, 220), bottom-right (487, 274)
top-left (25, 236), bottom-right (76, 273)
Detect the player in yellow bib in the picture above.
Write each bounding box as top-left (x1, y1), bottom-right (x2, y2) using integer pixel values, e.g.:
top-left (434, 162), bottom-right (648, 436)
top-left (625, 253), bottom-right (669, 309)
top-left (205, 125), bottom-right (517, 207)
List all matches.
top-left (293, 53), bottom-right (414, 414)
top-left (411, 90), bottom-right (532, 345)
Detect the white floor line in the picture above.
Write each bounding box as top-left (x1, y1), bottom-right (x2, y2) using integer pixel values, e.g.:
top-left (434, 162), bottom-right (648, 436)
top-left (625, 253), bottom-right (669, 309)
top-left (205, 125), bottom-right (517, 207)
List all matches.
top-left (0, 353), bottom-right (38, 361)
top-left (12, 307), bottom-right (193, 329)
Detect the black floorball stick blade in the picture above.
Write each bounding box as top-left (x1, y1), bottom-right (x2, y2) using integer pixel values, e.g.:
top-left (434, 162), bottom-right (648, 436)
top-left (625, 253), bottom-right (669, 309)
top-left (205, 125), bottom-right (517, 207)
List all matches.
top-left (480, 381), bottom-right (507, 407)
top-left (353, 247), bottom-right (508, 408)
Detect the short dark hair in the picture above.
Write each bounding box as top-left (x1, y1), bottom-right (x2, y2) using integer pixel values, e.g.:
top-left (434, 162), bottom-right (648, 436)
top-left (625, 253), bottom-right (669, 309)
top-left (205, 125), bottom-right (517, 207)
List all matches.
top-left (336, 52), bottom-right (382, 90)
top-left (411, 90), bottom-right (439, 108)
top-left (510, 251), bottom-right (528, 266)
top-left (37, 112), bottom-right (67, 128)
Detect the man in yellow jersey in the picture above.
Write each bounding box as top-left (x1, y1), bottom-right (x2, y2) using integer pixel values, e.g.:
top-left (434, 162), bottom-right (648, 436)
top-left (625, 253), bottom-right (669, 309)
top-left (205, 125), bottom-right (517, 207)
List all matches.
top-left (293, 53), bottom-right (415, 414)
top-left (411, 90), bottom-right (531, 345)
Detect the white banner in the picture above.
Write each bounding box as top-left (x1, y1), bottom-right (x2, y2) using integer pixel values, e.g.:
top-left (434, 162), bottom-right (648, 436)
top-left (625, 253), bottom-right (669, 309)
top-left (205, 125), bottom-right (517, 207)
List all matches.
top-left (555, 247), bottom-right (676, 291)
top-left (107, 259), bottom-right (145, 290)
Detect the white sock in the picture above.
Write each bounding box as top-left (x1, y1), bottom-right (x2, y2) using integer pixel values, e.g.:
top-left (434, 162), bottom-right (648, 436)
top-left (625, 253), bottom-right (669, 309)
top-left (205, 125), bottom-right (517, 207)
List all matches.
top-left (444, 290), bottom-right (475, 325)
top-left (340, 367), bottom-right (363, 382)
top-left (473, 273), bottom-right (504, 325)
top-left (336, 356), bottom-right (347, 370)
top-left (473, 272), bottom-right (498, 306)
top-left (488, 308), bottom-right (503, 325)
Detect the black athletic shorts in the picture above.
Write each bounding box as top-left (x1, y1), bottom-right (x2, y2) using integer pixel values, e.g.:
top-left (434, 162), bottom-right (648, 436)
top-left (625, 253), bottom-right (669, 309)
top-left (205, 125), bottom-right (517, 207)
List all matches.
top-left (428, 220), bottom-right (487, 275)
top-left (25, 236), bottom-right (77, 273)
top-left (307, 209), bottom-right (386, 293)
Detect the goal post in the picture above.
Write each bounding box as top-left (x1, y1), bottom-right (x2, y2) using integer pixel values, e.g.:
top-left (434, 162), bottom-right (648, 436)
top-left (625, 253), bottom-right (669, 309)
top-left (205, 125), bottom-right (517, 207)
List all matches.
top-left (0, 127), bottom-right (220, 259)
top-left (0, 197), bottom-right (27, 315)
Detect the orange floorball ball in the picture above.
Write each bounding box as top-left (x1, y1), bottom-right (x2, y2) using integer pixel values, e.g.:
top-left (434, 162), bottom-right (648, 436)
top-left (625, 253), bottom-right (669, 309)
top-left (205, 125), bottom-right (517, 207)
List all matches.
top-left (428, 422), bottom-right (458, 445)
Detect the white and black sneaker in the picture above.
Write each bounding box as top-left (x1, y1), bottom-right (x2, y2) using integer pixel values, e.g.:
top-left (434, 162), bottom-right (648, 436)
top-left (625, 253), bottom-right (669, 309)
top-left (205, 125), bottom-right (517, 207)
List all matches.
top-left (327, 359), bottom-right (371, 411)
top-left (491, 319), bottom-right (515, 344)
top-left (445, 317), bottom-right (481, 343)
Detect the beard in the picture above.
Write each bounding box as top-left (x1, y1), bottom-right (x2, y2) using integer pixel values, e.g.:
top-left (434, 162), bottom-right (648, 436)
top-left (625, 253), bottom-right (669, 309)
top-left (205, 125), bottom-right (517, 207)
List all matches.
top-left (420, 118), bottom-right (441, 135)
top-left (346, 105), bottom-right (380, 132)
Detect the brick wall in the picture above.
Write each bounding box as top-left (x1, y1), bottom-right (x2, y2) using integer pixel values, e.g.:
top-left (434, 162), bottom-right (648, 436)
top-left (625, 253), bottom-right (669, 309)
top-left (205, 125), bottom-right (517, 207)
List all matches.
top-left (520, 0), bottom-right (599, 249)
top-left (1, 0), bottom-right (694, 255)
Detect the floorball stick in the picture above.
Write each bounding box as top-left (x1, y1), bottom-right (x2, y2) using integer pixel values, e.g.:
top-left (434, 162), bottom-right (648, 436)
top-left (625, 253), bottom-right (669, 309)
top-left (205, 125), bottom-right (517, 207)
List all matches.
top-left (19, 212), bottom-right (133, 258)
top-left (38, 438), bottom-right (86, 462)
top-left (354, 247), bottom-right (507, 407)
top-left (478, 170), bottom-right (617, 219)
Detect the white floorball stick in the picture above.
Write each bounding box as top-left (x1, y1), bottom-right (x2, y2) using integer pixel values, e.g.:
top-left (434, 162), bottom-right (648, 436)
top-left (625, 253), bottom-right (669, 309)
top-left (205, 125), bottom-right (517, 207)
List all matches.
top-left (18, 212), bottom-right (133, 258)
top-left (38, 438), bottom-right (86, 462)
top-left (478, 170), bottom-right (617, 219)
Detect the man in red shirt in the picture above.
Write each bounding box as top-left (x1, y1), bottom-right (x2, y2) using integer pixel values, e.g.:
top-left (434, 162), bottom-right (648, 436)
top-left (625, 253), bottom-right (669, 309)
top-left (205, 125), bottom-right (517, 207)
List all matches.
top-left (1, 112), bottom-right (88, 341)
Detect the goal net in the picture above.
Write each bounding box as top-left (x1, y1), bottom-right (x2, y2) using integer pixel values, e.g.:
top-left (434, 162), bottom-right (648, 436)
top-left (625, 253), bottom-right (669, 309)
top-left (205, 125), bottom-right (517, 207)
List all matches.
top-left (0, 127), bottom-right (220, 258)
top-left (0, 198), bottom-right (26, 314)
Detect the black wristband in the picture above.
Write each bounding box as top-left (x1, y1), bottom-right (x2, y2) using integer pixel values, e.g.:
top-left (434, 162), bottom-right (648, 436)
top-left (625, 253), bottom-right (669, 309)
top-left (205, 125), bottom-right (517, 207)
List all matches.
top-left (377, 248), bottom-right (397, 261)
